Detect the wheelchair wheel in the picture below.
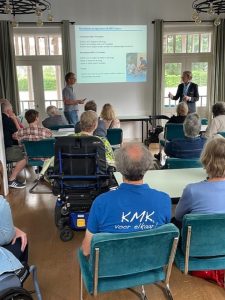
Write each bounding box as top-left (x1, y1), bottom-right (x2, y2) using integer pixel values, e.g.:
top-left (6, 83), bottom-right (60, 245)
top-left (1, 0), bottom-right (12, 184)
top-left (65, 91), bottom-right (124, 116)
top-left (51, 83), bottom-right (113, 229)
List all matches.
top-left (60, 226), bottom-right (74, 242)
top-left (54, 204), bottom-right (62, 227)
top-left (0, 287), bottom-right (33, 300)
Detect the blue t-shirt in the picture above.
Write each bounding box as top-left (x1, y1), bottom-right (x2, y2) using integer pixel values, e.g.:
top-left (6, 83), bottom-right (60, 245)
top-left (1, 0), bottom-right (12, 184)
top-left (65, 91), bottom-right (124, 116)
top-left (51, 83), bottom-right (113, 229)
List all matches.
top-left (87, 183), bottom-right (171, 233)
top-left (175, 180), bottom-right (225, 221)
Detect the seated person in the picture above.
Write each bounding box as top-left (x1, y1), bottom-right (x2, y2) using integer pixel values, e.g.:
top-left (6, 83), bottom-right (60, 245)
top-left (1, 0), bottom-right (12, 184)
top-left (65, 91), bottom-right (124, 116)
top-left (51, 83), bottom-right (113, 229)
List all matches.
top-left (155, 101), bottom-right (188, 161)
top-left (39, 110), bottom-right (114, 177)
top-left (0, 195), bottom-right (28, 265)
top-left (72, 110), bottom-right (114, 166)
top-left (165, 113), bottom-right (206, 159)
top-left (100, 103), bottom-right (120, 129)
top-left (42, 105), bottom-right (68, 129)
top-left (1, 100), bottom-right (26, 189)
top-left (15, 109), bottom-right (52, 142)
top-left (138, 56), bottom-right (147, 72)
top-left (174, 137), bottom-right (225, 226)
top-left (81, 142), bottom-right (171, 256)
top-left (205, 102), bottom-right (225, 138)
top-left (75, 100), bottom-right (106, 137)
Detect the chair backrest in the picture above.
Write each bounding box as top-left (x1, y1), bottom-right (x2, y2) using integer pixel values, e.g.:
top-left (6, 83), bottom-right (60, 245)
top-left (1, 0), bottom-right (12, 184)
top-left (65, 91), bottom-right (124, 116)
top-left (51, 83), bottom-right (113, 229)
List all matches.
top-left (182, 214), bottom-right (225, 257)
top-left (48, 124), bottom-right (74, 131)
top-left (201, 118), bottom-right (208, 125)
top-left (89, 224), bottom-right (179, 278)
top-left (165, 123), bottom-right (185, 141)
top-left (218, 131), bottom-right (225, 138)
top-left (165, 157), bottom-right (202, 169)
top-left (106, 128), bottom-right (123, 146)
top-left (22, 139), bottom-right (55, 160)
top-left (54, 136), bottom-right (108, 176)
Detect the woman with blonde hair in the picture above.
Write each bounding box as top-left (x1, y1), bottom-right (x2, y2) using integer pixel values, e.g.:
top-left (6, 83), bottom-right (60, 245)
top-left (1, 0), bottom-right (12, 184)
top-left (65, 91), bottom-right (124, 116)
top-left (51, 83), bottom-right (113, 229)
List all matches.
top-left (100, 103), bottom-right (120, 129)
top-left (175, 137), bottom-right (225, 222)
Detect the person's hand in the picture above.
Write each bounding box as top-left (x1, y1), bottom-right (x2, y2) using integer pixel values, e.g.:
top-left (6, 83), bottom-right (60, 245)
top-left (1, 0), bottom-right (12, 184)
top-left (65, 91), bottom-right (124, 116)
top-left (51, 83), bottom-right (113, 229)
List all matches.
top-left (79, 98), bottom-right (87, 104)
top-left (183, 95), bottom-right (191, 102)
top-left (8, 111), bottom-right (17, 120)
top-left (12, 227), bottom-right (27, 252)
top-left (168, 92), bottom-right (173, 99)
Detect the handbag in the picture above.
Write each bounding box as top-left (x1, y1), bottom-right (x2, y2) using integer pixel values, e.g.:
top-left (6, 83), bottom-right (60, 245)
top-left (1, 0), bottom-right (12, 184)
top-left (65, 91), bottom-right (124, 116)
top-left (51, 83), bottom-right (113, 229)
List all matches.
top-left (190, 270), bottom-right (224, 287)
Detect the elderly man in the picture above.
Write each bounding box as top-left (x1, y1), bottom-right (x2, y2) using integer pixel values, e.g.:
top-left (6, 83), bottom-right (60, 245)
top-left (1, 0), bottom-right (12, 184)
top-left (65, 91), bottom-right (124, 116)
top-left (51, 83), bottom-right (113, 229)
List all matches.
top-left (81, 142), bottom-right (171, 256)
top-left (42, 105), bottom-right (68, 129)
top-left (165, 113), bottom-right (206, 159)
top-left (1, 100), bottom-right (26, 189)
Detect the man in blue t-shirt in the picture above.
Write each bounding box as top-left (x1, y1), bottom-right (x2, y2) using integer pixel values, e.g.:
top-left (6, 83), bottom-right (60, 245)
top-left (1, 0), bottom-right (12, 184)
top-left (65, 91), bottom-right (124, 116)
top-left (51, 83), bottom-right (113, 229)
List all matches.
top-left (82, 142), bottom-right (171, 256)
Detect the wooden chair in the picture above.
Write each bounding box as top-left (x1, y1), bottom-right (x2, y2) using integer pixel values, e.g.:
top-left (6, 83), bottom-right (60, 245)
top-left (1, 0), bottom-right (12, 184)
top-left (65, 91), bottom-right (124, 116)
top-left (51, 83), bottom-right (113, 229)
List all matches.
top-left (78, 224), bottom-right (179, 300)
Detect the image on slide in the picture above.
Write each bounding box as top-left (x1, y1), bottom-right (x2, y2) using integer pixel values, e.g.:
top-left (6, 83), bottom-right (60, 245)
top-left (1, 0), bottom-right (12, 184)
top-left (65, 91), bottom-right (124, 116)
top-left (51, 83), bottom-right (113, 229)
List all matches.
top-left (126, 53), bottom-right (147, 82)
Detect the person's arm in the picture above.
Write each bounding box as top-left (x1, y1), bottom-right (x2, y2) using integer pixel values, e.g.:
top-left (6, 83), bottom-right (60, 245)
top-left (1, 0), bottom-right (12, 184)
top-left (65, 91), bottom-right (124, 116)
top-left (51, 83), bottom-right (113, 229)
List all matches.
top-left (8, 112), bottom-right (21, 130)
top-left (63, 97), bottom-right (86, 106)
top-left (183, 83), bottom-right (199, 103)
top-left (168, 84), bottom-right (182, 101)
top-left (11, 227), bottom-right (27, 252)
top-left (175, 185), bottom-right (193, 221)
top-left (81, 229), bottom-right (94, 256)
top-left (205, 117), bottom-right (219, 138)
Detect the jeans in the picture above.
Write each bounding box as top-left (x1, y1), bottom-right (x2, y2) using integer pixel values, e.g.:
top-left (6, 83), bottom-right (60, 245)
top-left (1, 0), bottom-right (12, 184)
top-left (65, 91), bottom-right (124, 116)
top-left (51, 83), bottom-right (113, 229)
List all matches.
top-left (64, 110), bottom-right (79, 125)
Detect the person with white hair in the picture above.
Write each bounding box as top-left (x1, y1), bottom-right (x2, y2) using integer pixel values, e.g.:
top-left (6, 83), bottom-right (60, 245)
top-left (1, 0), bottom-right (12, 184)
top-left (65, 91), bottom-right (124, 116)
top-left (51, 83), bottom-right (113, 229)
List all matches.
top-left (165, 113), bottom-right (206, 158)
top-left (1, 100), bottom-right (26, 189)
top-left (42, 105), bottom-right (68, 129)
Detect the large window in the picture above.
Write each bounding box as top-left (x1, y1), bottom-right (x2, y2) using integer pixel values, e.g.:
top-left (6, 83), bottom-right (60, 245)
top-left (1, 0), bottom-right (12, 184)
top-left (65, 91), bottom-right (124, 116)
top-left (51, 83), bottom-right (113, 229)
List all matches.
top-left (14, 27), bottom-right (63, 117)
top-left (162, 24), bottom-right (213, 116)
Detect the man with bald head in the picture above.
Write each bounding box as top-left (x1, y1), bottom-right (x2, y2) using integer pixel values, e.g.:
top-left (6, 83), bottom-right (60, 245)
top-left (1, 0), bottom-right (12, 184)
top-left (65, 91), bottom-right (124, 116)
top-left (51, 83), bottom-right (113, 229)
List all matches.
top-left (81, 142), bottom-right (171, 256)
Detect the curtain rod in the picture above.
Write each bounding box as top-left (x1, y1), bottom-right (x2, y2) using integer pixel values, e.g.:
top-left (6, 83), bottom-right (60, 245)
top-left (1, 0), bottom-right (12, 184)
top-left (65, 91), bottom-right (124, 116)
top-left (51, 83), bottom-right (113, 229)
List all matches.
top-left (12, 21), bottom-right (75, 25)
top-left (152, 20), bottom-right (212, 24)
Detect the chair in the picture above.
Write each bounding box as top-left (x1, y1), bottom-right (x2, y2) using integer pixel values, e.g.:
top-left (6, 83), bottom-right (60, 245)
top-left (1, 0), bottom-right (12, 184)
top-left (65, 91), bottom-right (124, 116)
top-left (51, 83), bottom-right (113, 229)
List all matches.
top-left (22, 139), bottom-right (55, 194)
top-left (218, 131), bottom-right (225, 138)
top-left (175, 214), bottom-right (225, 275)
top-left (164, 157), bottom-right (202, 169)
top-left (106, 128), bottom-right (123, 149)
top-left (164, 123), bottom-right (185, 141)
top-left (78, 224), bottom-right (179, 300)
top-left (48, 124), bottom-right (75, 131)
top-left (201, 118), bottom-right (208, 125)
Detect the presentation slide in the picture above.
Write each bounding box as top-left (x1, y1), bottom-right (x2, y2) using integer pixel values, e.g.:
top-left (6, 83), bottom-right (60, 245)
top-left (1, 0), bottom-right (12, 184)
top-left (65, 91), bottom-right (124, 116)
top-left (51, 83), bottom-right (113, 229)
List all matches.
top-left (75, 25), bottom-right (147, 83)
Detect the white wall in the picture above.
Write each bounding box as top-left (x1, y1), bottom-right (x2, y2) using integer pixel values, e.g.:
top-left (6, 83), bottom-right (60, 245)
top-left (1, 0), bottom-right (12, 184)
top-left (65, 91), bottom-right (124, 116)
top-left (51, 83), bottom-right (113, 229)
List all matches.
top-left (1, 0), bottom-right (194, 139)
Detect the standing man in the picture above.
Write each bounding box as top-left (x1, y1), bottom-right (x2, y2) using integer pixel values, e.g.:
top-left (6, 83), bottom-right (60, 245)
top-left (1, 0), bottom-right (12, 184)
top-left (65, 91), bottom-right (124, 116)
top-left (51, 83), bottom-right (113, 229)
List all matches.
top-left (62, 72), bottom-right (86, 125)
top-left (168, 71), bottom-right (199, 113)
top-left (81, 142), bottom-right (171, 256)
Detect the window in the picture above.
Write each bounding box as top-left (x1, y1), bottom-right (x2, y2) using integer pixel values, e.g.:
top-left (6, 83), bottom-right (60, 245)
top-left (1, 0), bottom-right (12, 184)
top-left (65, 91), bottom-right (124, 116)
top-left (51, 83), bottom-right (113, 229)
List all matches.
top-left (162, 24), bottom-right (213, 116)
top-left (14, 26), bottom-right (63, 117)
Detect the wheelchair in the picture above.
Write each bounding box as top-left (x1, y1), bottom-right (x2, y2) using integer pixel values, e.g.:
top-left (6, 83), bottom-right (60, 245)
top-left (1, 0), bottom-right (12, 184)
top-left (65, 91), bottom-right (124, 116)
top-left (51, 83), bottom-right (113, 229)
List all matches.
top-left (51, 136), bottom-right (114, 241)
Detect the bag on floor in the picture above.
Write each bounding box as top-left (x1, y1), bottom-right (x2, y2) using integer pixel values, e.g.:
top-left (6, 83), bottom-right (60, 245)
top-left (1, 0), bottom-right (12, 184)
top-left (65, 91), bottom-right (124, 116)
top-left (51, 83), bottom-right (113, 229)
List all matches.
top-left (190, 270), bottom-right (224, 287)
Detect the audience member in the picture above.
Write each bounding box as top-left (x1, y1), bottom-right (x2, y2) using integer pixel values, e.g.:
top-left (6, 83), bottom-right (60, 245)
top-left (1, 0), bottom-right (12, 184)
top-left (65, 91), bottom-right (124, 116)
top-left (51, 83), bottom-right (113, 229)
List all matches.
top-left (0, 195), bottom-right (28, 265)
top-left (1, 100), bottom-right (26, 189)
top-left (165, 113), bottom-right (206, 159)
top-left (62, 72), bottom-right (86, 125)
top-left (75, 100), bottom-right (107, 137)
top-left (81, 142), bottom-right (171, 256)
top-left (42, 105), bottom-right (68, 129)
top-left (175, 137), bottom-right (225, 225)
top-left (154, 102), bottom-right (188, 161)
top-left (15, 109), bottom-right (52, 142)
top-left (205, 102), bottom-right (225, 138)
top-left (72, 110), bottom-right (114, 166)
top-left (100, 103), bottom-right (120, 129)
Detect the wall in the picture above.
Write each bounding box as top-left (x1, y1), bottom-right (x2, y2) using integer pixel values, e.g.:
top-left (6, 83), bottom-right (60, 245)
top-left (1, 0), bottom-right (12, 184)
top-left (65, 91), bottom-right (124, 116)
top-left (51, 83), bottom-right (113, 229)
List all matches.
top-left (1, 0), bottom-right (194, 139)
